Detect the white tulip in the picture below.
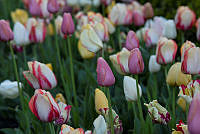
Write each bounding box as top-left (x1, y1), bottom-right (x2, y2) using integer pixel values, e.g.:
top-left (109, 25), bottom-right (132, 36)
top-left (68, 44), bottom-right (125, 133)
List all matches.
top-left (13, 22), bottom-right (29, 45)
top-left (162, 20), bottom-right (177, 39)
top-left (148, 55), bottom-right (161, 73)
top-left (93, 115), bottom-right (107, 134)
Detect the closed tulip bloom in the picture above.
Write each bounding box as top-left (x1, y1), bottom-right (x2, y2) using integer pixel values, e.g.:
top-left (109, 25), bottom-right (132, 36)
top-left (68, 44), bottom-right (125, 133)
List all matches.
top-left (196, 18), bottom-right (200, 41)
top-left (175, 6), bottom-right (196, 30)
top-left (23, 61), bottom-right (57, 90)
top-left (104, 18), bottom-right (115, 34)
top-left (61, 13), bottom-right (75, 36)
top-left (55, 102), bottom-right (71, 125)
top-left (144, 28), bottom-right (160, 47)
top-left (123, 76), bottom-right (142, 101)
top-left (97, 57), bottom-right (115, 87)
top-left (29, 89), bottom-right (60, 122)
top-left (13, 22), bottom-right (29, 46)
top-left (93, 115), bottom-right (107, 134)
top-left (133, 10), bottom-right (145, 26)
top-left (0, 20), bottom-right (14, 42)
top-left (143, 2), bottom-right (154, 19)
top-left (109, 48), bottom-right (130, 75)
top-left (162, 20), bottom-right (177, 39)
top-left (80, 24), bottom-right (103, 53)
top-left (59, 124), bottom-right (84, 134)
top-left (156, 37), bottom-right (177, 64)
top-left (180, 41), bottom-right (195, 61)
top-left (125, 30), bottom-right (139, 51)
top-left (78, 40), bottom-right (95, 59)
top-left (188, 92), bottom-right (200, 134)
top-left (181, 47), bottom-right (200, 74)
top-left (172, 120), bottom-right (189, 134)
top-left (55, 93), bottom-right (66, 104)
top-left (47, 0), bottom-right (59, 14)
top-left (0, 80), bottom-right (22, 99)
top-left (149, 55), bottom-right (161, 73)
top-left (166, 62), bottom-right (191, 86)
top-left (11, 9), bottom-right (28, 25)
top-left (55, 15), bottom-right (63, 36)
top-left (144, 100), bottom-right (171, 125)
top-left (95, 88), bottom-right (108, 114)
top-left (39, 0), bottom-right (52, 18)
top-left (128, 48), bottom-right (144, 74)
top-left (29, 0), bottom-right (42, 17)
top-left (177, 97), bottom-right (187, 111)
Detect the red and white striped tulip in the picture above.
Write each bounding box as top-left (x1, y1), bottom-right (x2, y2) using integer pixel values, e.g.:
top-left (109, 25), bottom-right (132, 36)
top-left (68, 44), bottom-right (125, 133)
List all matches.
top-left (55, 102), bottom-right (71, 125)
top-left (181, 47), bottom-right (200, 74)
top-left (29, 89), bottom-right (60, 122)
top-left (133, 10), bottom-right (145, 26)
top-left (125, 30), bottom-right (139, 51)
top-left (156, 37), bottom-right (177, 64)
top-left (93, 22), bottom-right (109, 42)
top-left (180, 41), bottom-right (195, 61)
top-left (97, 57), bottom-right (115, 87)
top-left (144, 28), bottom-right (160, 47)
top-left (23, 61), bottom-right (57, 90)
top-left (175, 6), bottom-right (196, 30)
top-left (0, 20), bottom-right (14, 42)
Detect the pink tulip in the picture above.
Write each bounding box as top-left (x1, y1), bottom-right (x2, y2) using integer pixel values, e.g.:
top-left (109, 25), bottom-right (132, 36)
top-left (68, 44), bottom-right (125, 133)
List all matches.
top-left (29, 0), bottom-right (42, 17)
top-left (181, 47), bottom-right (200, 74)
top-left (55, 102), bottom-right (71, 125)
top-left (97, 57), bottom-right (115, 86)
top-left (143, 2), bottom-right (154, 19)
top-left (0, 20), bottom-right (14, 42)
top-left (156, 37), bottom-right (177, 64)
top-left (133, 10), bottom-right (145, 26)
top-left (61, 13), bottom-right (75, 37)
top-left (23, 61), bottom-right (57, 90)
top-left (188, 92), bottom-right (200, 134)
top-left (175, 6), bottom-right (196, 30)
top-left (125, 30), bottom-right (139, 51)
top-left (29, 89), bottom-right (60, 122)
top-left (47, 0), bottom-right (59, 14)
top-left (128, 48), bottom-right (144, 74)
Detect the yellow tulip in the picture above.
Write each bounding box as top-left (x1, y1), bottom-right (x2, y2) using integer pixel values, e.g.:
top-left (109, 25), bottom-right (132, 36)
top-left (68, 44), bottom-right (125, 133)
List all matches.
top-left (11, 9), bottom-right (28, 25)
top-left (95, 88), bottom-right (108, 114)
top-left (177, 97), bottom-right (186, 111)
top-left (166, 62), bottom-right (191, 86)
top-left (47, 23), bottom-right (54, 36)
top-left (55, 93), bottom-right (66, 104)
top-left (46, 63), bottom-right (53, 71)
top-left (78, 40), bottom-right (95, 59)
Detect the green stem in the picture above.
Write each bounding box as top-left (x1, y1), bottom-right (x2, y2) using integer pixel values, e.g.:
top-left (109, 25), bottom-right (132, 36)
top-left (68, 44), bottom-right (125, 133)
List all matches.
top-left (172, 87), bottom-right (176, 126)
top-left (117, 27), bottom-right (122, 50)
top-left (164, 67), bottom-right (171, 103)
top-left (48, 123), bottom-right (55, 134)
top-left (106, 88), bottom-right (114, 134)
top-left (23, 46), bottom-right (27, 67)
top-left (152, 74), bottom-right (157, 99)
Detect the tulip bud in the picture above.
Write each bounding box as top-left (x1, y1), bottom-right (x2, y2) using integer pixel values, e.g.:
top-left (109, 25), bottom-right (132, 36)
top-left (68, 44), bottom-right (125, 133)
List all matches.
top-left (125, 30), bottom-right (139, 51)
top-left (109, 48), bottom-right (130, 75)
top-left (162, 20), bottom-right (177, 39)
top-left (133, 10), bottom-right (145, 26)
top-left (29, 89), bottom-right (60, 122)
top-left (172, 120), bottom-right (189, 134)
top-left (97, 57), bottom-right (115, 87)
top-left (80, 24), bottom-right (103, 53)
top-left (11, 9), bottom-right (28, 25)
top-left (95, 88), bottom-right (108, 114)
top-left (0, 80), bottom-right (22, 99)
top-left (54, 15), bottom-right (63, 36)
top-left (143, 2), bottom-right (154, 19)
top-left (61, 13), bottom-right (75, 37)
top-left (177, 97), bottom-right (186, 111)
top-left (156, 37), bottom-right (177, 64)
top-left (148, 55), bottom-right (161, 73)
top-left (188, 92), bottom-right (200, 134)
top-left (144, 100), bottom-right (171, 125)
top-left (181, 47), bottom-right (200, 74)
top-left (55, 93), bottom-right (66, 104)
top-left (180, 41), bottom-right (195, 61)
top-left (93, 115), bottom-right (107, 134)
top-left (13, 22), bottom-right (29, 46)
top-left (128, 48), bottom-right (144, 74)
top-left (55, 102), bottom-right (71, 125)
top-left (23, 61), bottom-right (57, 90)
top-left (47, 0), bottom-right (59, 14)
top-left (29, 0), bottom-right (42, 17)
top-left (175, 6), bottom-right (196, 30)
top-left (78, 40), bottom-right (95, 59)
top-left (166, 62), bottom-right (191, 86)
top-left (123, 76), bottom-right (142, 101)
top-left (0, 20), bottom-right (14, 42)
top-left (144, 28), bottom-right (160, 47)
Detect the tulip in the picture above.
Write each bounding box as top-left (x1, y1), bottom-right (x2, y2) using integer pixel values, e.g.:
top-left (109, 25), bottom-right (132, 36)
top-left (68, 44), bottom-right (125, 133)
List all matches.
top-left (29, 0), bottom-right (42, 17)
top-left (55, 102), bottom-right (71, 125)
top-left (162, 20), bottom-right (177, 39)
top-left (123, 76), bottom-right (142, 101)
top-left (85, 131), bottom-right (92, 134)
top-left (93, 22), bottom-right (109, 42)
top-left (95, 88), bottom-right (108, 114)
top-left (143, 2), bottom-right (154, 19)
top-left (175, 6), bottom-right (196, 30)
top-left (29, 89), bottom-right (60, 122)
top-left (148, 55), bottom-right (161, 73)
top-left (180, 41), bottom-right (196, 62)
top-left (80, 24), bottom-right (103, 53)
top-left (55, 15), bottom-right (64, 36)
top-left (59, 124), bottom-right (84, 134)
top-left (104, 18), bottom-right (115, 34)
top-left (196, 18), bottom-right (200, 41)
top-left (93, 115), bottom-right (107, 134)
top-left (166, 62), bottom-right (191, 86)
top-left (55, 93), bottom-right (66, 104)
top-left (97, 57), bottom-right (115, 87)
top-left (144, 28), bottom-right (160, 47)
top-left (109, 48), bottom-right (130, 75)
top-left (156, 37), bottom-right (177, 64)
top-left (46, 63), bottom-right (53, 71)
top-left (101, 0), bottom-right (112, 6)
top-left (181, 47), bottom-right (200, 74)
top-left (78, 40), bottom-right (95, 59)
top-left (188, 92), bottom-right (200, 134)
top-left (11, 9), bottom-right (28, 25)
top-left (172, 120), bottom-right (189, 134)
top-left (47, 23), bottom-right (54, 36)
top-left (133, 10), bottom-right (145, 26)
top-left (0, 20), bottom-right (14, 42)
top-left (61, 13), bottom-right (75, 37)
top-left (177, 97), bottom-right (187, 112)
top-left (136, 27), bottom-right (148, 41)
top-left (128, 48), bottom-right (144, 74)
top-left (13, 22), bottom-right (30, 46)
top-left (125, 30), bottom-right (139, 51)
top-left (47, 0), bottom-right (59, 14)
top-left (23, 61), bottom-right (57, 90)
top-left (0, 80), bottom-right (22, 99)
top-left (144, 100), bottom-right (171, 125)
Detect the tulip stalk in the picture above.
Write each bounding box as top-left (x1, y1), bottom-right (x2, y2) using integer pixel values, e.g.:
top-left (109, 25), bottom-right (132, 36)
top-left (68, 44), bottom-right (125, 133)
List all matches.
top-left (106, 88), bottom-right (114, 134)
top-left (48, 123), bottom-right (55, 134)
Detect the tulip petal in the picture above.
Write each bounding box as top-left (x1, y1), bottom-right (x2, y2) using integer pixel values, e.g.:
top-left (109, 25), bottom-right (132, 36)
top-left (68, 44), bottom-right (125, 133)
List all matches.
top-left (23, 71), bottom-right (40, 89)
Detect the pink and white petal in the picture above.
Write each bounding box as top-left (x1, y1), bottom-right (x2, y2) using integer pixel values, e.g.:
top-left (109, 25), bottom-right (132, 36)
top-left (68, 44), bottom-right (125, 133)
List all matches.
top-left (23, 71), bottom-right (40, 89)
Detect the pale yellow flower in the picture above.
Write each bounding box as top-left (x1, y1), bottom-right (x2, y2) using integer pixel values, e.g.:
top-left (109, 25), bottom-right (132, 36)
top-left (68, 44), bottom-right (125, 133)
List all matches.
top-left (11, 9), bottom-right (28, 25)
top-left (78, 40), bottom-right (95, 59)
top-left (95, 88), bottom-right (108, 114)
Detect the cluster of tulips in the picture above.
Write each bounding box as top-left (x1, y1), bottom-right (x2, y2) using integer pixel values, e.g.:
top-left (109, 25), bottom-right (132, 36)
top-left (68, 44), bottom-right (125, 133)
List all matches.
top-left (1, 0), bottom-right (200, 134)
